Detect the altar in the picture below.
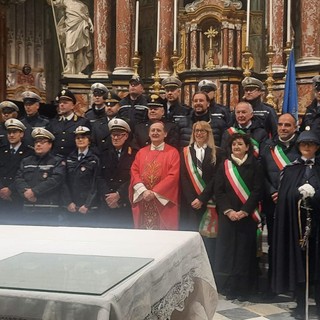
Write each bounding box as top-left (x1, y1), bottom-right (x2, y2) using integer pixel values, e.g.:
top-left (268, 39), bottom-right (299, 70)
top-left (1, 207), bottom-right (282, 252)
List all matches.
top-left (0, 226), bottom-right (218, 320)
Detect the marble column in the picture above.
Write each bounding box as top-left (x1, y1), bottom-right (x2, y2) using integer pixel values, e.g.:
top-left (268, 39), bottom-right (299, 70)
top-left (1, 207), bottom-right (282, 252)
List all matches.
top-left (0, 4), bottom-right (7, 101)
top-left (271, 0), bottom-right (285, 71)
top-left (113, 0), bottom-right (134, 75)
top-left (228, 23), bottom-right (235, 68)
top-left (159, 0), bottom-right (172, 78)
top-left (221, 20), bottom-right (229, 68)
top-left (298, 0), bottom-right (320, 65)
top-left (190, 23), bottom-right (198, 70)
top-left (92, 0), bottom-right (111, 78)
top-left (235, 23), bottom-right (242, 69)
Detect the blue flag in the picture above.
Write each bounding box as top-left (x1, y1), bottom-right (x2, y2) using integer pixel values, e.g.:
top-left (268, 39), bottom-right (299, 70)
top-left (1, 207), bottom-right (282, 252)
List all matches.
top-left (282, 49), bottom-right (298, 119)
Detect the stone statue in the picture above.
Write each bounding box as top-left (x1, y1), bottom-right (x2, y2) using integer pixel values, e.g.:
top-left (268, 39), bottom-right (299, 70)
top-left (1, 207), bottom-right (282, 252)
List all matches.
top-left (50, 0), bottom-right (93, 74)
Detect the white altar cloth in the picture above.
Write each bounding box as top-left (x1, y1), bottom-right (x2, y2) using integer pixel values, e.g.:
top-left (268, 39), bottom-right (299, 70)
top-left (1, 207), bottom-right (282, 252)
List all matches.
top-left (0, 226), bottom-right (218, 320)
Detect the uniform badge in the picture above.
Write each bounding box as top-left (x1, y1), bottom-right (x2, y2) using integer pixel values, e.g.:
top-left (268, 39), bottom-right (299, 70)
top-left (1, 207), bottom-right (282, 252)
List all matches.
top-left (305, 126), bottom-right (310, 131)
top-left (43, 172), bottom-right (48, 179)
top-left (81, 166), bottom-right (86, 172)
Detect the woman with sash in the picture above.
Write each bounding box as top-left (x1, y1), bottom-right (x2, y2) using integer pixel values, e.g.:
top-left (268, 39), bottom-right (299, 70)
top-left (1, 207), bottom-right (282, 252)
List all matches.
top-left (180, 121), bottom-right (225, 269)
top-left (214, 133), bottom-right (263, 301)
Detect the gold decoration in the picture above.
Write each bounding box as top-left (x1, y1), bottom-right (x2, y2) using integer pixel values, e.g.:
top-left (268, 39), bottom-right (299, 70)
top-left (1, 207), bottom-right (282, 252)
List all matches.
top-left (204, 26), bottom-right (219, 70)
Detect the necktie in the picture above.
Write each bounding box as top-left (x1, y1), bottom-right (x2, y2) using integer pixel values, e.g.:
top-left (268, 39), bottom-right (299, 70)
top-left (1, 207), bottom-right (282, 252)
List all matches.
top-left (304, 160), bottom-right (314, 181)
top-left (117, 150), bottom-right (121, 159)
top-left (10, 148), bottom-right (16, 155)
top-left (79, 153), bottom-right (84, 161)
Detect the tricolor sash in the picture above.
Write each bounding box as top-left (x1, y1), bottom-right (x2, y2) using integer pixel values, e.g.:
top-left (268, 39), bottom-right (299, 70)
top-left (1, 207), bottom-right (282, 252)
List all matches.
top-left (224, 159), bottom-right (261, 224)
top-left (227, 127), bottom-right (260, 158)
top-left (270, 145), bottom-right (291, 170)
top-left (224, 159), bottom-right (263, 256)
top-left (183, 147), bottom-right (218, 237)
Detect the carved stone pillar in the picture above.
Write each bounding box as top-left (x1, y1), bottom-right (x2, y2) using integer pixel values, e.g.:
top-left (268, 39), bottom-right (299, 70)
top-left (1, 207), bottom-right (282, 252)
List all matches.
top-left (272, 0), bottom-right (284, 71)
top-left (113, 0), bottom-right (134, 75)
top-left (235, 22), bottom-right (242, 69)
top-left (228, 23), bottom-right (235, 68)
top-left (0, 4), bottom-right (7, 101)
top-left (221, 20), bottom-right (228, 68)
top-left (298, 0), bottom-right (320, 65)
top-left (190, 23), bottom-right (198, 70)
top-left (159, 0), bottom-right (172, 78)
top-left (92, 0), bottom-right (111, 78)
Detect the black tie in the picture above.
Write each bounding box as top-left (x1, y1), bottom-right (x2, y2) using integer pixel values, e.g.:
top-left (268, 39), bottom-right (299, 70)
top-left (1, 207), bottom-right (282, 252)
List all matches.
top-left (304, 160), bottom-right (314, 181)
top-left (79, 153), bottom-right (84, 161)
top-left (10, 148), bottom-right (16, 155)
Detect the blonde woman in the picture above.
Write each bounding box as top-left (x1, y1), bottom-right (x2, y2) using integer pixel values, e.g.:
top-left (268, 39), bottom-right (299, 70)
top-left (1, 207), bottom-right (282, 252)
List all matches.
top-left (180, 121), bottom-right (225, 269)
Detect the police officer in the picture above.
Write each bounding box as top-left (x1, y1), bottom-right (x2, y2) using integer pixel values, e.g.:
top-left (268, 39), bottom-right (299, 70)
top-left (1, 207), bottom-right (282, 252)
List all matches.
top-left (0, 101), bottom-right (19, 147)
top-left (161, 76), bottom-right (190, 124)
top-left (98, 118), bottom-right (137, 228)
top-left (300, 75), bottom-right (320, 137)
top-left (20, 91), bottom-right (49, 147)
top-left (62, 126), bottom-right (100, 226)
top-left (91, 91), bottom-right (121, 154)
top-left (0, 119), bottom-right (33, 222)
top-left (46, 89), bottom-right (90, 157)
top-left (133, 94), bottom-right (179, 149)
top-left (118, 75), bottom-right (148, 127)
top-left (241, 77), bottom-right (278, 137)
top-left (198, 79), bottom-right (231, 126)
top-left (14, 128), bottom-right (66, 226)
top-left (85, 83), bottom-right (109, 123)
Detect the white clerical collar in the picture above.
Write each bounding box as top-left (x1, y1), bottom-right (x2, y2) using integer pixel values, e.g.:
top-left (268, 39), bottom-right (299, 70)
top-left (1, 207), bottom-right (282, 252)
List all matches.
top-left (279, 133), bottom-right (296, 147)
top-left (151, 142), bottom-right (165, 151)
top-left (62, 113), bottom-right (74, 121)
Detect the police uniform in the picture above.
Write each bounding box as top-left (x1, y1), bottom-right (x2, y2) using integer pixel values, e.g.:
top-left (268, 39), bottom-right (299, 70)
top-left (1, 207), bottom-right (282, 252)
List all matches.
top-left (20, 91), bottom-right (49, 147)
top-left (62, 126), bottom-right (100, 226)
top-left (0, 119), bottom-right (33, 222)
top-left (14, 128), bottom-right (66, 225)
top-left (46, 89), bottom-right (91, 157)
top-left (0, 101), bottom-right (19, 147)
top-left (162, 77), bottom-right (190, 124)
top-left (85, 83), bottom-right (109, 123)
top-left (198, 79), bottom-right (231, 126)
top-left (300, 76), bottom-right (320, 137)
top-left (133, 95), bottom-right (179, 149)
top-left (241, 77), bottom-right (278, 137)
top-left (118, 76), bottom-right (149, 127)
top-left (91, 92), bottom-right (121, 154)
top-left (97, 118), bottom-right (136, 228)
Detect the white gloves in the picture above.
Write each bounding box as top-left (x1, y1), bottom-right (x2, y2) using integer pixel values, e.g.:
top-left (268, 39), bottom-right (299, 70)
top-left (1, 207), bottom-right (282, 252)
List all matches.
top-left (298, 183), bottom-right (315, 200)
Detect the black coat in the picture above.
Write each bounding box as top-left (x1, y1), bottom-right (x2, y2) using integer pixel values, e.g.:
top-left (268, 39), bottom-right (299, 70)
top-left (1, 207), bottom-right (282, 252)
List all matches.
top-left (21, 114), bottom-right (49, 147)
top-left (15, 152), bottom-right (66, 207)
top-left (214, 154), bottom-right (263, 294)
top-left (180, 145), bottom-right (225, 229)
top-left (272, 158), bottom-right (320, 293)
top-left (84, 104), bottom-right (106, 124)
top-left (163, 99), bottom-right (190, 124)
top-left (300, 99), bottom-right (320, 137)
top-left (62, 149), bottom-right (99, 208)
top-left (46, 114), bottom-right (91, 157)
top-left (91, 116), bottom-right (112, 154)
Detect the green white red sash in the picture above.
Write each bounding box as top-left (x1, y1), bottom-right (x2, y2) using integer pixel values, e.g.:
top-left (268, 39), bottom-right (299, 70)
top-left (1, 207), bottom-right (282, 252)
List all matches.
top-left (227, 127), bottom-right (259, 158)
top-left (270, 145), bottom-right (291, 170)
top-left (224, 159), bottom-right (261, 224)
top-left (183, 147), bottom-right (218, 237)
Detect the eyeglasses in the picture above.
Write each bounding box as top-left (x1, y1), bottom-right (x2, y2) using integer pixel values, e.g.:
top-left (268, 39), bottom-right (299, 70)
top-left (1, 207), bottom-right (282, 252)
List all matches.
top-left (111, 133), bottom-right (126, 138)
top-left (244, 87), bottom-right (259, 92)
top-left (194, 129), bottom-right (208, 134)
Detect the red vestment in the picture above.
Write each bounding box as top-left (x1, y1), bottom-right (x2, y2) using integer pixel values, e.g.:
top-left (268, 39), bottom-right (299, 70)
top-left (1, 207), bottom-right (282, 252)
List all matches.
top-left (129, 144), bottom-right (180, 230)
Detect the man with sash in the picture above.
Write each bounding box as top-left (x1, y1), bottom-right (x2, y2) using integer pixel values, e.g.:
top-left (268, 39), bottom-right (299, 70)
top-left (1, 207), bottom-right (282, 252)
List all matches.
top-left (260, 113), bottom-right (300, 296)
top-left (221, 101), bottom-right (268, 157)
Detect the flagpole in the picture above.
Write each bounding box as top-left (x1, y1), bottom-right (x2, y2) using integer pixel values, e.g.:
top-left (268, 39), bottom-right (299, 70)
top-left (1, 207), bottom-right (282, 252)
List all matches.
top-left (50, 0), bottom-right (65, 71)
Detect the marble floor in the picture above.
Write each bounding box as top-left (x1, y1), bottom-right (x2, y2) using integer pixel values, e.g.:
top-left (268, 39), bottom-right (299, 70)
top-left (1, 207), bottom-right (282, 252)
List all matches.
top-left (214, 293), bottom-right (319, 320)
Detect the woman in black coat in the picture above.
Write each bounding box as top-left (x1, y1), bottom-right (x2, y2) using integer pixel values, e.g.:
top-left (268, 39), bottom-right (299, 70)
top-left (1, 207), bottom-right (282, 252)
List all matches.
top-left (180, 121), bottom-right (225, 269)
top-left (214, 133), bottom-right (263, 301)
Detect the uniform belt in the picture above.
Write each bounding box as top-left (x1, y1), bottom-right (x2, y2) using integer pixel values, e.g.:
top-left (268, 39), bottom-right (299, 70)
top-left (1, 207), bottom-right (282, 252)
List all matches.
top-left (24, 204), bottom-right (60, 208)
